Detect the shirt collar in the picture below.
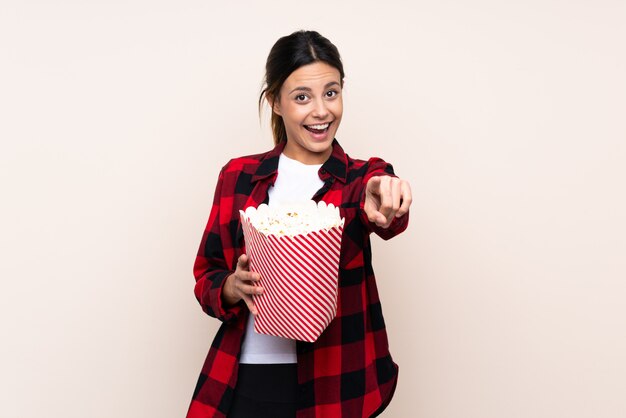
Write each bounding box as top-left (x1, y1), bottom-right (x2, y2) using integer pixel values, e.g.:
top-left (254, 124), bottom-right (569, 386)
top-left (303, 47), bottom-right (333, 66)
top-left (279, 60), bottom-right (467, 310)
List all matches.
top-left (251, 138), bottom-right (348, 184)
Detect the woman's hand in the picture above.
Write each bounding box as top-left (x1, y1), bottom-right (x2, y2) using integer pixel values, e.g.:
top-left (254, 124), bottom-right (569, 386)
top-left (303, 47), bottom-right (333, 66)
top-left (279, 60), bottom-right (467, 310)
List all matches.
top-left (222, 254), bottom-right (264, 315)
top-left (364, 176), bottom-right (412, 228)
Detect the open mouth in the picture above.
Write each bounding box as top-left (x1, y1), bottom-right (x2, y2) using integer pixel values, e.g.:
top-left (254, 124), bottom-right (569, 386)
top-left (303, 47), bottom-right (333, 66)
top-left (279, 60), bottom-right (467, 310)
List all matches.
top-left (304, 121), bottom-right (332, 134)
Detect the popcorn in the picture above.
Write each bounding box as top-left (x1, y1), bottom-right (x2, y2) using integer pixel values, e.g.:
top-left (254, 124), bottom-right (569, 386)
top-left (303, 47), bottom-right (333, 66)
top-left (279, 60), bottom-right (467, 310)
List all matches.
top-left (241, 201), bottom-right (344, 237)
top-left (239, 201), bottom-right (345, 342)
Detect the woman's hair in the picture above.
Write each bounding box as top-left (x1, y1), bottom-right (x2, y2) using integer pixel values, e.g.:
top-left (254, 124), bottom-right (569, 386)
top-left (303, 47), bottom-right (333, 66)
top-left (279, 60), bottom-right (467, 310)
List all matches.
top-left (259, 30), bottom-right (345, 145)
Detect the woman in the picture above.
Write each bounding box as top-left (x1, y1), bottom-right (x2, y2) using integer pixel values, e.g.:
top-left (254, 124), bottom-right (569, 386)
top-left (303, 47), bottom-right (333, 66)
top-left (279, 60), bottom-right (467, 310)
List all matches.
top-left (187, 30), bottom-right (412, 418)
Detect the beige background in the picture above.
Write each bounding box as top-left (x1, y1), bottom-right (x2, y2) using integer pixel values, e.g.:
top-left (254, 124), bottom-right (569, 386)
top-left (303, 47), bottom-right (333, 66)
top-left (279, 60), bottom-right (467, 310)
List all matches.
top-left (1, 1), bottom-right (625, 417)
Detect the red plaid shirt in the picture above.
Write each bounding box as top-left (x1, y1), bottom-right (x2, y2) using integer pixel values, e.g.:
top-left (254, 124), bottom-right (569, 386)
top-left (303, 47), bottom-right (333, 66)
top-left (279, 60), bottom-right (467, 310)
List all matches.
top-left (187, 139), bottom-right (409, 418)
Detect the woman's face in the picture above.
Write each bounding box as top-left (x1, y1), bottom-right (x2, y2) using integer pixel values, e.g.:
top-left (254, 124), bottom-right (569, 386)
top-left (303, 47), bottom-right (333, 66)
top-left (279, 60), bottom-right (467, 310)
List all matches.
top-left (272, 61), bottom-right (343, 165)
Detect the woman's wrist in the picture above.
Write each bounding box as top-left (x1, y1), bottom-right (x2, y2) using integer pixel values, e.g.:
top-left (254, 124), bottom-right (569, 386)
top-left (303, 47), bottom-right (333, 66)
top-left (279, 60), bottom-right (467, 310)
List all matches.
top-left (221, 273), bottom-right (240, 307)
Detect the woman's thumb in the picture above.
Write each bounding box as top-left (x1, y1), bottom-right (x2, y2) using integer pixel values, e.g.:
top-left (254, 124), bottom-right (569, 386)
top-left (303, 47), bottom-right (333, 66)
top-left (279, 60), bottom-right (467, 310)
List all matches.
top-left (237, 254), bottom-right (249, 269)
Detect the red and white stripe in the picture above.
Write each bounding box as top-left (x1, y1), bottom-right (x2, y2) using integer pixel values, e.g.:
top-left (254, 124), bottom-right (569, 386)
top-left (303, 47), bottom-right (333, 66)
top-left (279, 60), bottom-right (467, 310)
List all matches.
top-left (240, 214), bottom-right (343, 342)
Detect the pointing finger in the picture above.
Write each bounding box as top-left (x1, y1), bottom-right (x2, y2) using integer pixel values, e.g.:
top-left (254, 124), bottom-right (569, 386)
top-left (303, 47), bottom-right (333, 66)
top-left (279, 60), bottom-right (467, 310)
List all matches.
top-left (378, 176), bottom-right (393, 219)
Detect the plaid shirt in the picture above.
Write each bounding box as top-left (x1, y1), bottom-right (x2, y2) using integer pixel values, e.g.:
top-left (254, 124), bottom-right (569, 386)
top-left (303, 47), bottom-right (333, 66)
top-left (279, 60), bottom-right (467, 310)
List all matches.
top-left (187, 139), bottom-right (409, 418)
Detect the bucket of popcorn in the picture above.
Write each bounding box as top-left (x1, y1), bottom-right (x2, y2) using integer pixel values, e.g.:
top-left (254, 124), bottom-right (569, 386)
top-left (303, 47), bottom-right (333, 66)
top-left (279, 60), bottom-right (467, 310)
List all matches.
top-left (239, 201), bottom-right (344, 343)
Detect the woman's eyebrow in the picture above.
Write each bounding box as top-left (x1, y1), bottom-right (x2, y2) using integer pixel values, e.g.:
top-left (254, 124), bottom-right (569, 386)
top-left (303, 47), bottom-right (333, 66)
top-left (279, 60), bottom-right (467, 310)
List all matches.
top-left (289, 81), bottom-right (340, 94)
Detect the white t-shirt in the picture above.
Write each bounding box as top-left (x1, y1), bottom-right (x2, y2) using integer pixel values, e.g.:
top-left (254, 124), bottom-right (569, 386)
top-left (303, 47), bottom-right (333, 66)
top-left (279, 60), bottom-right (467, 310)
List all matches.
top-left (239, 152), bottom-right (325, 364)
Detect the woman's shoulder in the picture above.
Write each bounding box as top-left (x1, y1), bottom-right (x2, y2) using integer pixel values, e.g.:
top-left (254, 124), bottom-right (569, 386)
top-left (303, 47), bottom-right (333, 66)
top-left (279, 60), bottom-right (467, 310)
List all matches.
top-left (219, 148), bottom-right (274, 174)
top-left (345, 153), bottom-right (397, 178)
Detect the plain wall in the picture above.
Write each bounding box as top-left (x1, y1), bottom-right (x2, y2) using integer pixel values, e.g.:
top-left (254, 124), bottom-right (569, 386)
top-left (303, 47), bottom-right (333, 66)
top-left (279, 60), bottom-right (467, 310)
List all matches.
top-left (1, 1), bottom-right (625, 417)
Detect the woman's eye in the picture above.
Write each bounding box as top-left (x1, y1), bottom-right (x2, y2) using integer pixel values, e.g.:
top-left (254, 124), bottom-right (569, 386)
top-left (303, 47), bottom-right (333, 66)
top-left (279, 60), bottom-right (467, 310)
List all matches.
top-left (295, 94), bottom-right (308, 101)
top-left (326, 90), bottom-right (338, 98)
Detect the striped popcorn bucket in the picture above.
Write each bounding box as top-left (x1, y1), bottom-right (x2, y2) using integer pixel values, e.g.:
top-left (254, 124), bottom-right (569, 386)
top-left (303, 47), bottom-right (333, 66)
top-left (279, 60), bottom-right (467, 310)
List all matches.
top-left (239, 210), bottom-right (343, 342)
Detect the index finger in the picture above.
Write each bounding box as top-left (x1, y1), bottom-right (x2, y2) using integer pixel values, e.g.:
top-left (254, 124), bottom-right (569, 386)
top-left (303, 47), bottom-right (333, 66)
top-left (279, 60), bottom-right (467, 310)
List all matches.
top-left (237, 270), bottom-right (261, 283)
top-left (378, 176), bottom-right (393, 219)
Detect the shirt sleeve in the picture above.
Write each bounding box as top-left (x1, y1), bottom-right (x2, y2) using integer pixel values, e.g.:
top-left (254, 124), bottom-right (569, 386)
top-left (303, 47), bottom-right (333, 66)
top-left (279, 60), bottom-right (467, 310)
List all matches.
top-left (359, 157), bottom-right (410, 240)
top-left (193, 166), bottom-right (244, 323)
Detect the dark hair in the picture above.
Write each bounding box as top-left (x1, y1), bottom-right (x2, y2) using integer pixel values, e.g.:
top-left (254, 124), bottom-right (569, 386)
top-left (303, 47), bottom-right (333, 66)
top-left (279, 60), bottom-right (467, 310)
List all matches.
top-left (259, 30), bottom-right (345, 145)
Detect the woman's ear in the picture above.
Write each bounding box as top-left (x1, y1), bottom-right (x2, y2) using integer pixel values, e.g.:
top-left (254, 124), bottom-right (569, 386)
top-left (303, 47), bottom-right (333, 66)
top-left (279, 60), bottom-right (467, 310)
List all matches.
top-left (267, 94), bottom-right (282, 116)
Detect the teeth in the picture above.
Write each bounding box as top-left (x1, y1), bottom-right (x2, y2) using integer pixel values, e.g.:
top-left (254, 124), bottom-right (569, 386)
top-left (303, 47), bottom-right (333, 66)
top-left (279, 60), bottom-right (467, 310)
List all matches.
top-left (307, 123), bottom-right (330, 130)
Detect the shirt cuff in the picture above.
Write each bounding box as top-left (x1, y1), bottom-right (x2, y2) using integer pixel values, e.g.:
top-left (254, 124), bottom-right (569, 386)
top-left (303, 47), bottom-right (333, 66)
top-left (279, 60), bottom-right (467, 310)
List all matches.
top-left (211, 270), bottom-right (244, 323)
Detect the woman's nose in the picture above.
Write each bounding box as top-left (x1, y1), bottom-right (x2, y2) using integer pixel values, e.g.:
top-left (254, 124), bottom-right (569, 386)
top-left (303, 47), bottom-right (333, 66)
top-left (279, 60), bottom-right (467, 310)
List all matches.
top-left (312, 100), bottom-right (329, 118)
